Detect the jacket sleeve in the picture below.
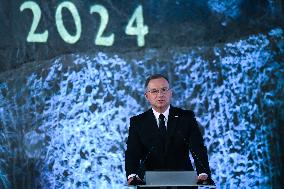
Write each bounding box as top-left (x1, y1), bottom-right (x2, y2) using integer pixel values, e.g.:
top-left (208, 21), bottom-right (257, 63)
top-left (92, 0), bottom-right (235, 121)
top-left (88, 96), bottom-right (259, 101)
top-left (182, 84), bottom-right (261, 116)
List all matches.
top-left (187, 111), bottom-right (211, 177)
top-left (125, 117), bottom-right (143, 178)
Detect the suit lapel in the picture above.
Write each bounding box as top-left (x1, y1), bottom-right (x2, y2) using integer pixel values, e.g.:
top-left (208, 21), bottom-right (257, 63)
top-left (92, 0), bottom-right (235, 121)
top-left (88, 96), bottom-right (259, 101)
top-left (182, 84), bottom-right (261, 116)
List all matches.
top-left (166, 106), bottom-right (179, 141)
top-left (144, 107), bottom-right (180, 141)
top-left (144, 109), bottom-right (160, 136)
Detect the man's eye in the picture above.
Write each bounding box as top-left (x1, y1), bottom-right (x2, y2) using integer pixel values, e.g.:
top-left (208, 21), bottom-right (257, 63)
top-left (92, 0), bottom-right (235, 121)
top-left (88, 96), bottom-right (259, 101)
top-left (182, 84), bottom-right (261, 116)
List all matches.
top-left (151, 90), bottom-right (158, 93)
top-left (161, 88), bottom-right (167, 92)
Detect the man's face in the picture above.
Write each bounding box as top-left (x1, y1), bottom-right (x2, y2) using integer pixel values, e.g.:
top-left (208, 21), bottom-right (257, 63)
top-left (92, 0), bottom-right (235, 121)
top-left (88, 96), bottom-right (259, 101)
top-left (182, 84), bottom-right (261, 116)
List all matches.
top-left (145, 77), bottom-right (172, 113)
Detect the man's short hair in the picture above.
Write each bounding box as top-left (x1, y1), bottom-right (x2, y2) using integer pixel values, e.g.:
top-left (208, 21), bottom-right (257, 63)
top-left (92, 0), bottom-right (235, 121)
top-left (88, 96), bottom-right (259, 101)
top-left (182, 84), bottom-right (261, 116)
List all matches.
top-left (145, 74), bottom-right (169, 88)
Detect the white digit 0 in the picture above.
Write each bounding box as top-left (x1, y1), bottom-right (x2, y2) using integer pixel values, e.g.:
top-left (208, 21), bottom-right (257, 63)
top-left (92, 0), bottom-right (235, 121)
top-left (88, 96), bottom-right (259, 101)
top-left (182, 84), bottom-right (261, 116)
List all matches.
top-left (55, 1), bottom-right (81, 44)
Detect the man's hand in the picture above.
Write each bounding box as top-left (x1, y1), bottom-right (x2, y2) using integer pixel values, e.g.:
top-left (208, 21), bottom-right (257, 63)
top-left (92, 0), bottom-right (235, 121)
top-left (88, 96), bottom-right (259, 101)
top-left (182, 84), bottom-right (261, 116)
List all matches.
top-left (197, 173), bottom-right (208, 181)
top-left (127, 176), bottom-right (136, 185)
top-left (197, 173), bottom-right (210, 185)
top-left (127, 175), bottom-right (145, 186)
top-left (197, 173), bottom-right (215, 185)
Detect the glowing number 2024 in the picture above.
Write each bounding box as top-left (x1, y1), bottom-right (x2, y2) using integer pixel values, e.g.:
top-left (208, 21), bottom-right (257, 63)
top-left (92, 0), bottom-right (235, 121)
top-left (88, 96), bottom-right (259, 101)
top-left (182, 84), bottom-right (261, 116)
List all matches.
top-left (19, 1), bottom-right (148, 46)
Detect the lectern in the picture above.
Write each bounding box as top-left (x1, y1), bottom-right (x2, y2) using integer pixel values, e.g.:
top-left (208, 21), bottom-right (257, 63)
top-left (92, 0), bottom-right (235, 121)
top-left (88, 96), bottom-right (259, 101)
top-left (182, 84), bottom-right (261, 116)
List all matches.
top-left (136, 171), bottom-right (215, 188)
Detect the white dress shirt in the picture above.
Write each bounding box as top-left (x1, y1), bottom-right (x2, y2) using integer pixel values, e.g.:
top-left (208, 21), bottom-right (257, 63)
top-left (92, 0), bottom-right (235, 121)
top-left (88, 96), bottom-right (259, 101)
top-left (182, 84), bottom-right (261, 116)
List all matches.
top-left (152, 105), bottom-right (170, 128)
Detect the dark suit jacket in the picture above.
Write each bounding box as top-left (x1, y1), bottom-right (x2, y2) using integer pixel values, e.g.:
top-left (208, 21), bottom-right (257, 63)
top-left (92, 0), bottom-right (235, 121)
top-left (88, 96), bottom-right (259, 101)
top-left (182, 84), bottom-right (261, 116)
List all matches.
top-left (125, 106), bottom-right (211, 179)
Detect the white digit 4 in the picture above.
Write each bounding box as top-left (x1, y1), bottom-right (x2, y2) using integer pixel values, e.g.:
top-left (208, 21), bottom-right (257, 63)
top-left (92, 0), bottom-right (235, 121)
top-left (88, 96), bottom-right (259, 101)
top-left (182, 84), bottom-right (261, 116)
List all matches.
top-left (125, 5), bottom-right (148, 47)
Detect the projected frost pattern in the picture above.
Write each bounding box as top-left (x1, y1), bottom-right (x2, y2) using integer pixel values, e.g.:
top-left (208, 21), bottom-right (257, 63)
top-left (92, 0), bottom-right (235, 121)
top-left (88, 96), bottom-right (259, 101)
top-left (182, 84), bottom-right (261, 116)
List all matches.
top-left (35, 54), bottom-right (143, 189)
top-left (0, 28), bottom-right (283, 189)
top-left (207, 0), bottom-right (241, 18)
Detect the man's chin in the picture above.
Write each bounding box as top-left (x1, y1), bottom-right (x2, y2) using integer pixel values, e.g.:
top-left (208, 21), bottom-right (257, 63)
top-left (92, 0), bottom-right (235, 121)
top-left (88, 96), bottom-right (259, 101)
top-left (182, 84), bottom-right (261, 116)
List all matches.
top-left (156, 104), bottom-right (168, 110)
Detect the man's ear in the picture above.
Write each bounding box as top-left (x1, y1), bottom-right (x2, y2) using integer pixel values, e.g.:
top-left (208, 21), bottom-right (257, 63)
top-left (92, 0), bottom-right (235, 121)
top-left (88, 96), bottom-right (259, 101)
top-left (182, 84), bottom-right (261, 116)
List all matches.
top-left (145, 92), bottom-right (149, 101)
top-left (169, 89), bottom-right (173, 97)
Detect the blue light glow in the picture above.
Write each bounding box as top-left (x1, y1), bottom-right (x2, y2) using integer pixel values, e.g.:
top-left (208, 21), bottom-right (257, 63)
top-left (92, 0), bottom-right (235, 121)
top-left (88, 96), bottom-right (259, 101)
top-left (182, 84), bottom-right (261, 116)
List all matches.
top-left (0, 28), bottom-right (283, 188)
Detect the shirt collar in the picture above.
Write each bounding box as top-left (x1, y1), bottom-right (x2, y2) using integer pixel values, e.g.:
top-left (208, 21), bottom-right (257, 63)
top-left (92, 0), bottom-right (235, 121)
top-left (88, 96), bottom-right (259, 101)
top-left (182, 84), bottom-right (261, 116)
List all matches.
top-left (152, 105), bottom-right (170, 121)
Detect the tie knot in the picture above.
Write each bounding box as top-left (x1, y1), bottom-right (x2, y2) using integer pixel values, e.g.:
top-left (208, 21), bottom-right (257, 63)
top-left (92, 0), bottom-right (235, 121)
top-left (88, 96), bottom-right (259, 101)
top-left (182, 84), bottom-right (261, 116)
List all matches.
top-left (159, 114), bottom-right (165, 120)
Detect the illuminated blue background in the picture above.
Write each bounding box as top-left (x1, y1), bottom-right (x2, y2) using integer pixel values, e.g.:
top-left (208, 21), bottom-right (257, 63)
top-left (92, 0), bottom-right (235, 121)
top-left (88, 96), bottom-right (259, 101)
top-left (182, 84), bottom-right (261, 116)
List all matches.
top-left (0, 1), bottom-right (283, 189)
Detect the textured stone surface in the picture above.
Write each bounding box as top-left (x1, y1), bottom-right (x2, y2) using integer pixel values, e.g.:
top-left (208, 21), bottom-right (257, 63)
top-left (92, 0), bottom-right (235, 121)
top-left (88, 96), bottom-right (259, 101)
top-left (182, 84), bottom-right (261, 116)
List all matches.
top-left (0, 28), bottom-right (283, 188)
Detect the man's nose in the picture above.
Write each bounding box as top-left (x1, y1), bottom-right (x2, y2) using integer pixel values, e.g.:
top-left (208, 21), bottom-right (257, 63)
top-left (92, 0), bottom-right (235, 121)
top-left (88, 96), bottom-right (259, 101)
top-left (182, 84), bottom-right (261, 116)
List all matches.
top-left (157, 90), bottom-right (165, 96)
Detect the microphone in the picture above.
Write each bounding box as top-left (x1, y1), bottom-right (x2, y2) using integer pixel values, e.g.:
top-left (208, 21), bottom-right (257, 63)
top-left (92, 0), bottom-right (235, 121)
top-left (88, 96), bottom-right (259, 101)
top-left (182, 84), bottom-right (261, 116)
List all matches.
top-left (138, 146), bottom-right (155, 175)
top-left (128, 146), bottom-right (155, 186)
top-left (176, 130), bottom-right (215, 186)
top-left (176, 130), bottom-right (208, 172)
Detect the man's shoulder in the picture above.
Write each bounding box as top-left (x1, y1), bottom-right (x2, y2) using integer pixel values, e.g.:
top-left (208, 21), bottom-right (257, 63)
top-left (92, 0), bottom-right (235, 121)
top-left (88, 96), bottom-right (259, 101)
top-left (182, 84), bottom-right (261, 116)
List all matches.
top-left (171, 106), bottom-right (195, 116)
top-left (130, 109), bottom-right (152, 121)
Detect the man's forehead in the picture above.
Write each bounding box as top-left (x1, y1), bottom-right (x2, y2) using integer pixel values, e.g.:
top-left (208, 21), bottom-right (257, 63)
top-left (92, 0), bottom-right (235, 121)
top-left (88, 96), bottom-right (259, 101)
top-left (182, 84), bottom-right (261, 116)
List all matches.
top-left (148, 78), bottom-right (169, 87)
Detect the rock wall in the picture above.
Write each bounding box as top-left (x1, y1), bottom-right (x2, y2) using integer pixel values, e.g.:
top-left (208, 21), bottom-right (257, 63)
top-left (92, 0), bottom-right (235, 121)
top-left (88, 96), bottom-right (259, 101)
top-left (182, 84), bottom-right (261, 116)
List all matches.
top-left (0, 28), bottom-right (283, 188)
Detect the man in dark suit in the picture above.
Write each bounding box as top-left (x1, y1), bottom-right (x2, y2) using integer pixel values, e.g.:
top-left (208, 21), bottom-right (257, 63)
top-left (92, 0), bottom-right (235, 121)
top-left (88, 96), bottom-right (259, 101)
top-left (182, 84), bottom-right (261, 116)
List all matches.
top-left (125, 74), bottom-right (212, 186)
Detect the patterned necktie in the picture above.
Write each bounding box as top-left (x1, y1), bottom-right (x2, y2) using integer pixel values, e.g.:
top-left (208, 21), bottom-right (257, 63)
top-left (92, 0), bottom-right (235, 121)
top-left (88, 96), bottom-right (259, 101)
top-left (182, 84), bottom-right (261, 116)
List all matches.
top-left (159, 114), bottom-right (166, 138)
